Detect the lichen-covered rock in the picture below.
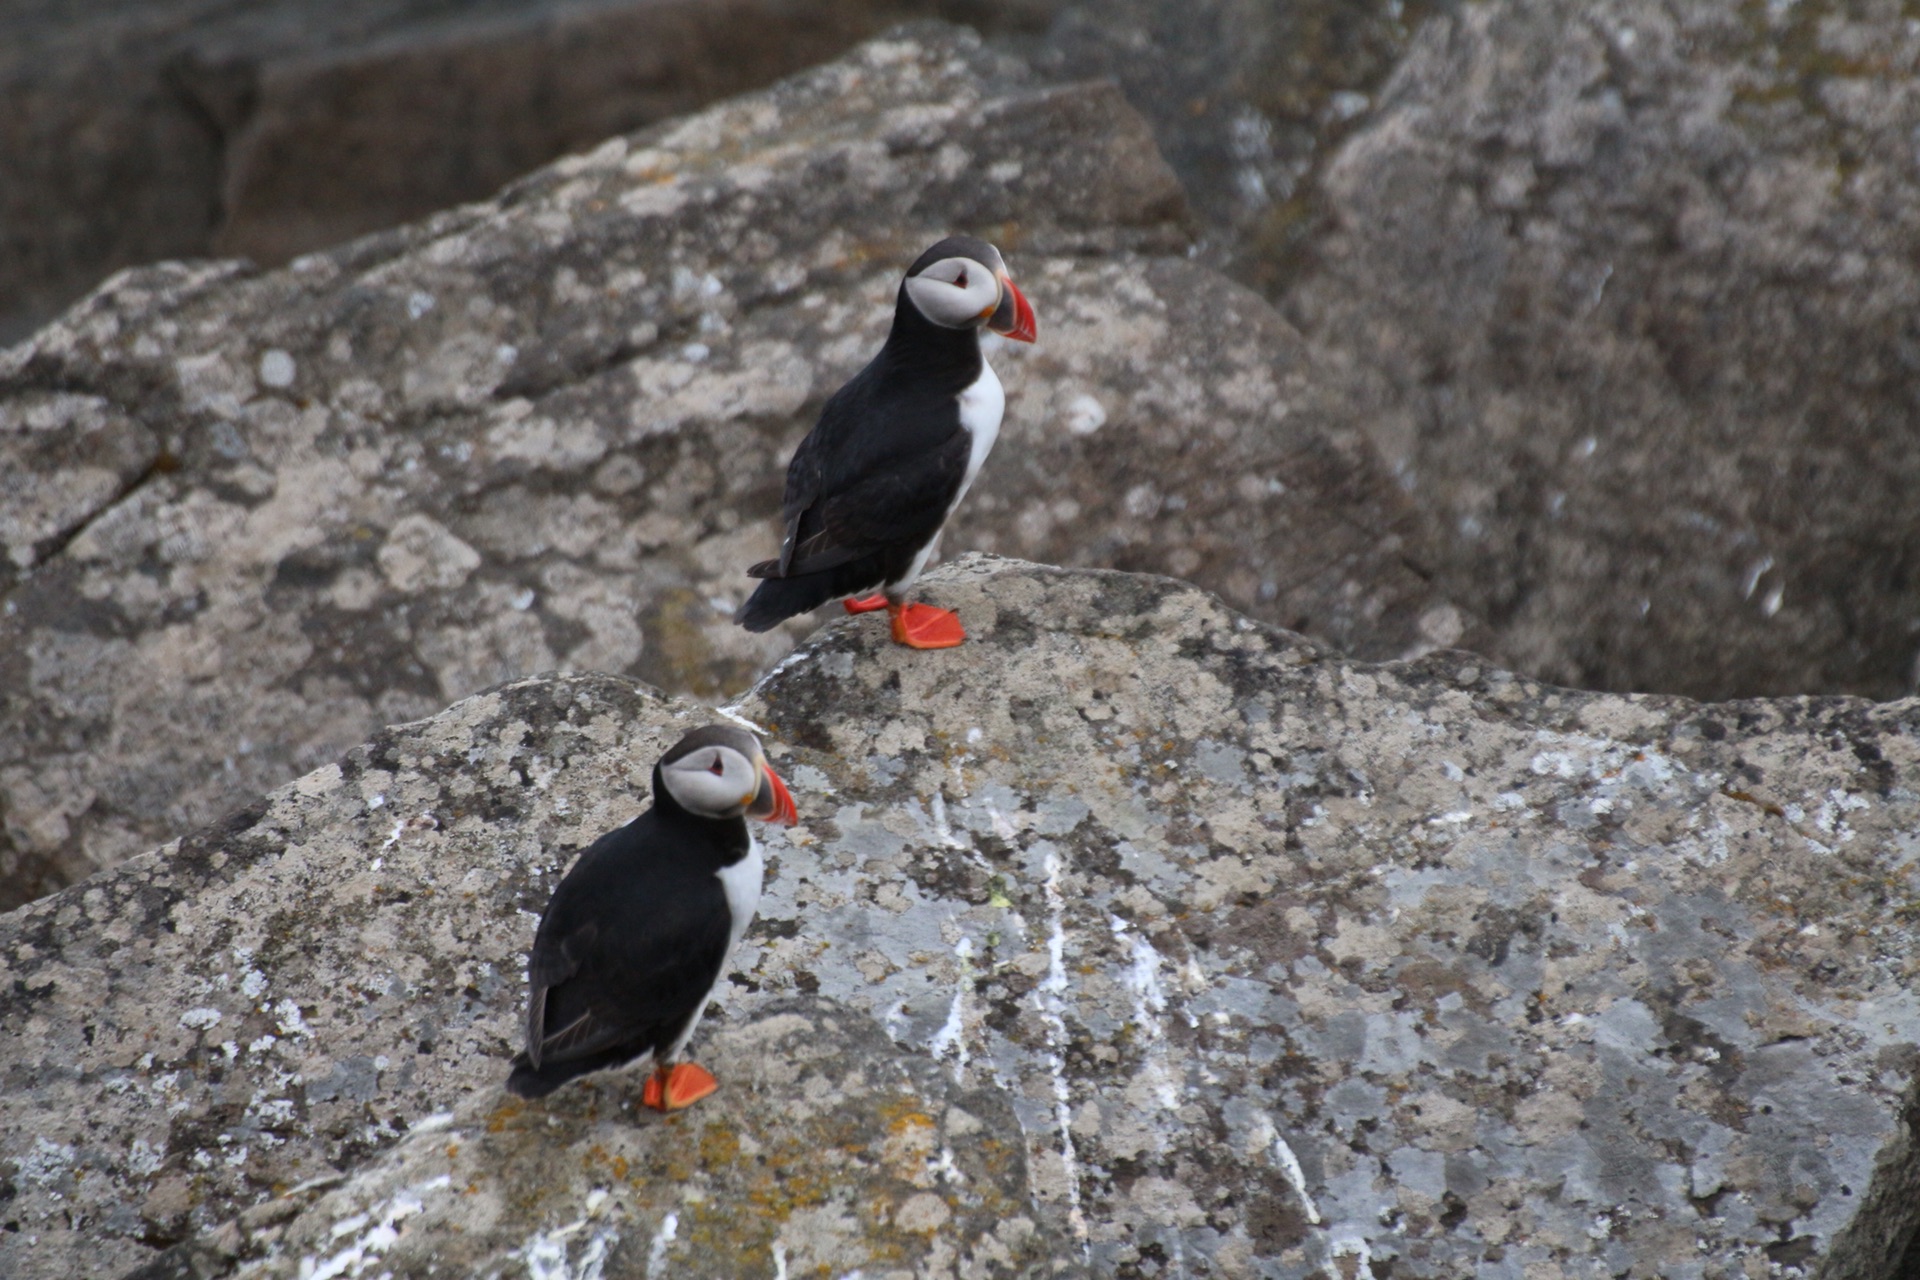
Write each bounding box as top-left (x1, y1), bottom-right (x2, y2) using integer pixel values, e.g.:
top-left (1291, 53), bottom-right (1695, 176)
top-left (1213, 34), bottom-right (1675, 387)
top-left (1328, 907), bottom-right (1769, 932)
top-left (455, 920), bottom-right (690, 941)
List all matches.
top-left (1285, 0), bottom-right (1920, 703)
top-left (0, 24), bottom-right (1466, 908)
top-left (131, 1000), bottom-right (1068, 1280)
top-left (206, 0), bottom-right (1068, 268)
top-left (0, 0), bottom-right (1069, 343)
top-left (736, 555), bottom-right (1920, 1279)
top-left (5, 556), bottom-right (1918, 1278)
top-left (1, 671), bottom-right (700, 1279)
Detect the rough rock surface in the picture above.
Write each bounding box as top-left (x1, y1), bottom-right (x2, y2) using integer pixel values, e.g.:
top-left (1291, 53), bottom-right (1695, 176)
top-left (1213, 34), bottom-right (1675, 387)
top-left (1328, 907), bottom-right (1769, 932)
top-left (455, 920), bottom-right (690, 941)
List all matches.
top-left (0, 0), bottom-right (1065, 343)
top-left (1285, 0), bottom-right (1920, 702)
top-left (137, 1000), bottom-right (1068, 1280)
top-left (4, 557), bottom-right (1918, 1278)
top-left (1033, 0), bottom-right (1433, 281)
top-left (0, 25), bottom-right (1467, 908)
top-left (210, 0), bottom-right (1064, 267)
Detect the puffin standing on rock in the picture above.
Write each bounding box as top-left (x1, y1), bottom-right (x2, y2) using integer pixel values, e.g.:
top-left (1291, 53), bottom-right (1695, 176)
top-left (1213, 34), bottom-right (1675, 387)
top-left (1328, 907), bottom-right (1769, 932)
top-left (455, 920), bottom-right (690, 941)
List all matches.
top-left (506, 725), bottom-right (798, 1108)
top-left (735, 234), bottom-right (1037, 648)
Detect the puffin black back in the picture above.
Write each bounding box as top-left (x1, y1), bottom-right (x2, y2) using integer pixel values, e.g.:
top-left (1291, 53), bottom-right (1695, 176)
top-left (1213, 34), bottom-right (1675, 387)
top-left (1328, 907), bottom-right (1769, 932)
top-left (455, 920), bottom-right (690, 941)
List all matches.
top-left (735, 234), bottom-right (1036, 647)
top-left (507, 726), bottom-right (795, 1108)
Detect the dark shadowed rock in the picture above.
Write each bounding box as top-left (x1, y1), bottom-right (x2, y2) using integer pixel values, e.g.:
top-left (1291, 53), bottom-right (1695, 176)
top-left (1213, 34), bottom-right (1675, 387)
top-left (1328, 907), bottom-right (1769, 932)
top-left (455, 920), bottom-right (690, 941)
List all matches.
top-left (1034, 0), bottom-right (1434, 277)
top-left (0, 25), bottom-right (1467, 908)
top-left (208, 0), bottom-right (1066, 266)
top-left (0, 0), bottom-right (1068, 344)
top-left (1284, 0), bottom-right (1920, 702)
top-left (4, 557), bottom-right (1918, 1278)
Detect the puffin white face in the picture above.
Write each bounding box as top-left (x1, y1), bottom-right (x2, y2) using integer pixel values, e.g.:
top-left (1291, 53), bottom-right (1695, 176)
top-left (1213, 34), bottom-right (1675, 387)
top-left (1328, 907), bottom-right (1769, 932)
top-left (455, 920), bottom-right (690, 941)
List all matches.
top-left (904, 256), bottom-right (1005, 330)
top-left (657, 726), bottom-right (799, 824)
top-left (661, 743), bottom-right (760, 818)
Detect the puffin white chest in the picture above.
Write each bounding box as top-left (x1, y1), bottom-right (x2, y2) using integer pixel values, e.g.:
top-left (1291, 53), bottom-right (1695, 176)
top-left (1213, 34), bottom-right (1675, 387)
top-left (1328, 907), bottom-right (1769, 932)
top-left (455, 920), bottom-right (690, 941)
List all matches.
top-left (883, 358), bottom-right (1005, 596)
top-left (665, 837), bottom-right (764, 1062)
top-left (715, 838), bottom-right (764, 956)
top-left (951, 358), bottom-right (1004, 514)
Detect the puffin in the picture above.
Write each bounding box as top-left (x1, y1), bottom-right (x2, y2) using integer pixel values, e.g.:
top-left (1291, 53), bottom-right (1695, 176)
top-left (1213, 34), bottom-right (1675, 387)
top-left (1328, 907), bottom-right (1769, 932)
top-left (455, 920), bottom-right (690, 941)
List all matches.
top-left (734, 234), bottom-right (1037, 648)
top-left (506, 725), bottom-right (798, 1107)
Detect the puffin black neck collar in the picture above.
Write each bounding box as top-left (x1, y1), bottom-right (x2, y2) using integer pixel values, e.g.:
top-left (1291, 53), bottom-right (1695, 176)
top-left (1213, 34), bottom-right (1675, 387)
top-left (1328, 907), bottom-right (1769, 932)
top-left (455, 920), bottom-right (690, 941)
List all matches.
top-left (882, 282), bottom-right (985, 388)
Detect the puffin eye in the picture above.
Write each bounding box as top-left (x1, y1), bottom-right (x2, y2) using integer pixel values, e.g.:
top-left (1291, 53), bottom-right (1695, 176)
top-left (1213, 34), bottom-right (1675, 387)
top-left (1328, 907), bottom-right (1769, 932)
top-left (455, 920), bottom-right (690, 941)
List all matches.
top-left (953, 268), bottom-right (968, 290)
top-left (709, 756), bottom-right (725, 776)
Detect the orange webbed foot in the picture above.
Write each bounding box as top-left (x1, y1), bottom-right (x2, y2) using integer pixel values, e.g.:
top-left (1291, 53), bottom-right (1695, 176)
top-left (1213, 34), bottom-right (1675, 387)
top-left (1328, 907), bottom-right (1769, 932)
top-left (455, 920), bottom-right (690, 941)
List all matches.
top-left (843, 594), bottom-right (889, 615)
top-left (642, 1062), bottom-right (719, 1111)
top-left (888, 602), bottom-right (966, 649)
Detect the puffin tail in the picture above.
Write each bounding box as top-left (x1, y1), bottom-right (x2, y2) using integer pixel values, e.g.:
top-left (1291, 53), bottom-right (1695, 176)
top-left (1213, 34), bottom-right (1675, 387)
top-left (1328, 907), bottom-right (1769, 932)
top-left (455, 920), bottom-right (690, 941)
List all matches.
top-left (735, 563), bottom-right (881, 632)
top-left (507, 1045), bottom-right (646, 1099)
top-left (505, 1055), bottom-right (569, 1099)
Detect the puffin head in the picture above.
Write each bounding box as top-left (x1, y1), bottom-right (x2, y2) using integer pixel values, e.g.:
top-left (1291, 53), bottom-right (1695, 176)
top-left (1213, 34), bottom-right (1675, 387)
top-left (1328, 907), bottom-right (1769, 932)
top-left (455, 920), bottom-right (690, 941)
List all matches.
top-left (657, 725), bottom-right (798, 825)
top-left (901, 234), bottom-right (1037, 343)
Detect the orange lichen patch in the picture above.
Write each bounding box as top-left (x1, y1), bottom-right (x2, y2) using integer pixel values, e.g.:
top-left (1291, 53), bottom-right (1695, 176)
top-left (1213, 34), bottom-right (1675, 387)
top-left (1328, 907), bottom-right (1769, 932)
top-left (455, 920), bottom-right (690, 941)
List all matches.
top-left (698, 1120), bottom-right (742, 1166)
top-left (485, 1097), bottom-right (527, 1133)
top-left (446, 1144), bottom-right (460, 1159)
top-left (880, 1103), bottom-right (935, 1136)
top-left (740, 1146), bottom-right (837, 1218)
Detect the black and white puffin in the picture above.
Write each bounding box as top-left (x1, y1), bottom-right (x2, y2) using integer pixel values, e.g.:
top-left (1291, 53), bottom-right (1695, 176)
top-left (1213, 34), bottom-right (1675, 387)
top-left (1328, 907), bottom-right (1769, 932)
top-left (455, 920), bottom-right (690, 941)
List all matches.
top-left (506, 725), bottom-right (798, 1107)
top-left (734, 234), bottom-right (1038, 648)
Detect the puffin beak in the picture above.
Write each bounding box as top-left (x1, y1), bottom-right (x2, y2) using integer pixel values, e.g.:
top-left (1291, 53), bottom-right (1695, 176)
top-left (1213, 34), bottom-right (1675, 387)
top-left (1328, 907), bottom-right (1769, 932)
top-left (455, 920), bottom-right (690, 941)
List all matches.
top-left (988, 273), bottom-right (1037, 343)
top-left (747, 760), bottom-right (798, 826)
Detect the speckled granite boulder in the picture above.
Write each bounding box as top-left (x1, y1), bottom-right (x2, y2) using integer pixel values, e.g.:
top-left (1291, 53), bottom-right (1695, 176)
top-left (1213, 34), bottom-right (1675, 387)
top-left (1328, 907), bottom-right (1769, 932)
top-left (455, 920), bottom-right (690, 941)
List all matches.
top-left (1286, 0), bottom-right (1920, 703)
top-left (132, 1000), bottom-right (1067, 1280)
top-left (1032, 0), bottom-right (1427, 283)
top-left (4, 557), bottom-right (1917, 1278)
top-left (0, 24), bottom-right (1468, 908)
top-left (0, 0), bottom-right (1069, 344)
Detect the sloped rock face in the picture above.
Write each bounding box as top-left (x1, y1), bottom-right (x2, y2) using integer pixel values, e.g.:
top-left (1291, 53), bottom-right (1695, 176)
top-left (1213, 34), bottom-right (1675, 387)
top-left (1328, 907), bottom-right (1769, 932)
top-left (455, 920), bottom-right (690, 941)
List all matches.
top-left (137, 1001), bottom-right (1067, 1280)
top-left (1, 670), bottom-right (701, 1280)
top-left (0, 25), bottom-right (1466, 908)
top-left (0, 0), bottom-right (1067, 343)
top-left (209, 0), bottom-right (1066, 267)
top-left (1033, 0), bottom-right (1431, 270)
top-left (4, 558), bottom-right (1917, 1279)
top-left (1284, 0), bottom-right (1920, 702)
top-left (738, 556), bottom-right (1920, 1278)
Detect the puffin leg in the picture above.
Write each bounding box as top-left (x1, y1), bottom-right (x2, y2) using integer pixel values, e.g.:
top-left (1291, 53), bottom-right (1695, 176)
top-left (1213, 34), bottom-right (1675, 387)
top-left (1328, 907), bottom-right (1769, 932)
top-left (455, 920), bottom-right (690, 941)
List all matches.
top-left (888, 601), bottom-right (966, 649)
top-left (642, 1061), bottom-right (719, 1111)
top-left (843, 594), bottom-right (889, 614)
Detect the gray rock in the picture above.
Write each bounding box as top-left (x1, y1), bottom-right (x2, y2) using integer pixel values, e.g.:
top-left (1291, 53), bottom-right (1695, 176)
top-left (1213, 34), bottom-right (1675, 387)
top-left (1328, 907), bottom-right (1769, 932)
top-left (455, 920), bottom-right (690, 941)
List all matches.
top-left (0, 0), bottom-right (1067, 344)
top-left (5, 555), bottom-right (1918, 1278)
top-left (130, 1000), bottom-right (1069, 1280)
top-left (2, 669), bottom-right (698, 1279)
top-left (1283, 0), bottom-right (1920, 702)
top-left (1033, 0), bottom-right (1428, 279)
top-left (208, 0), bottom-right (1066, 267)
top-left (0, 25), bottom-right (1465, 908)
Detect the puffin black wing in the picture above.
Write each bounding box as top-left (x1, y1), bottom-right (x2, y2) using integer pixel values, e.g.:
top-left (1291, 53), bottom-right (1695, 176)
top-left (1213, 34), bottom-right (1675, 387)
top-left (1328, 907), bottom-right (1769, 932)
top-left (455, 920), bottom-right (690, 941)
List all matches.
top-left (735, 365), bottom-right (973, 630)
top-left (507, 818), bottom-right (735, 1099)
top-left (758, 429), bottom-right (970, 578)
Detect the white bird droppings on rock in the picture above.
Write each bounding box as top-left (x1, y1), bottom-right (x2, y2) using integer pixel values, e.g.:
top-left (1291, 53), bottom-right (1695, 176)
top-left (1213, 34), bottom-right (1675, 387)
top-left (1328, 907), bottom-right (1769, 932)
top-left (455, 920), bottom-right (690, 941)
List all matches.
top-left (1063, 392), bottom-right (1106, 436)
top-left (257, 348), bottom-right (296, 388)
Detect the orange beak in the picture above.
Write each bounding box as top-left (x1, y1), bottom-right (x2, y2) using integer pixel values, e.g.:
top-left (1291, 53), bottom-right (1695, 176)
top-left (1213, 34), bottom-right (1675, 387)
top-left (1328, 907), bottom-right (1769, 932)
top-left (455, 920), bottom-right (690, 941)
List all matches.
top-left (988, 274), bottom-right (1037, 343)
top-left (749, 762), bottom-right (799, 825)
